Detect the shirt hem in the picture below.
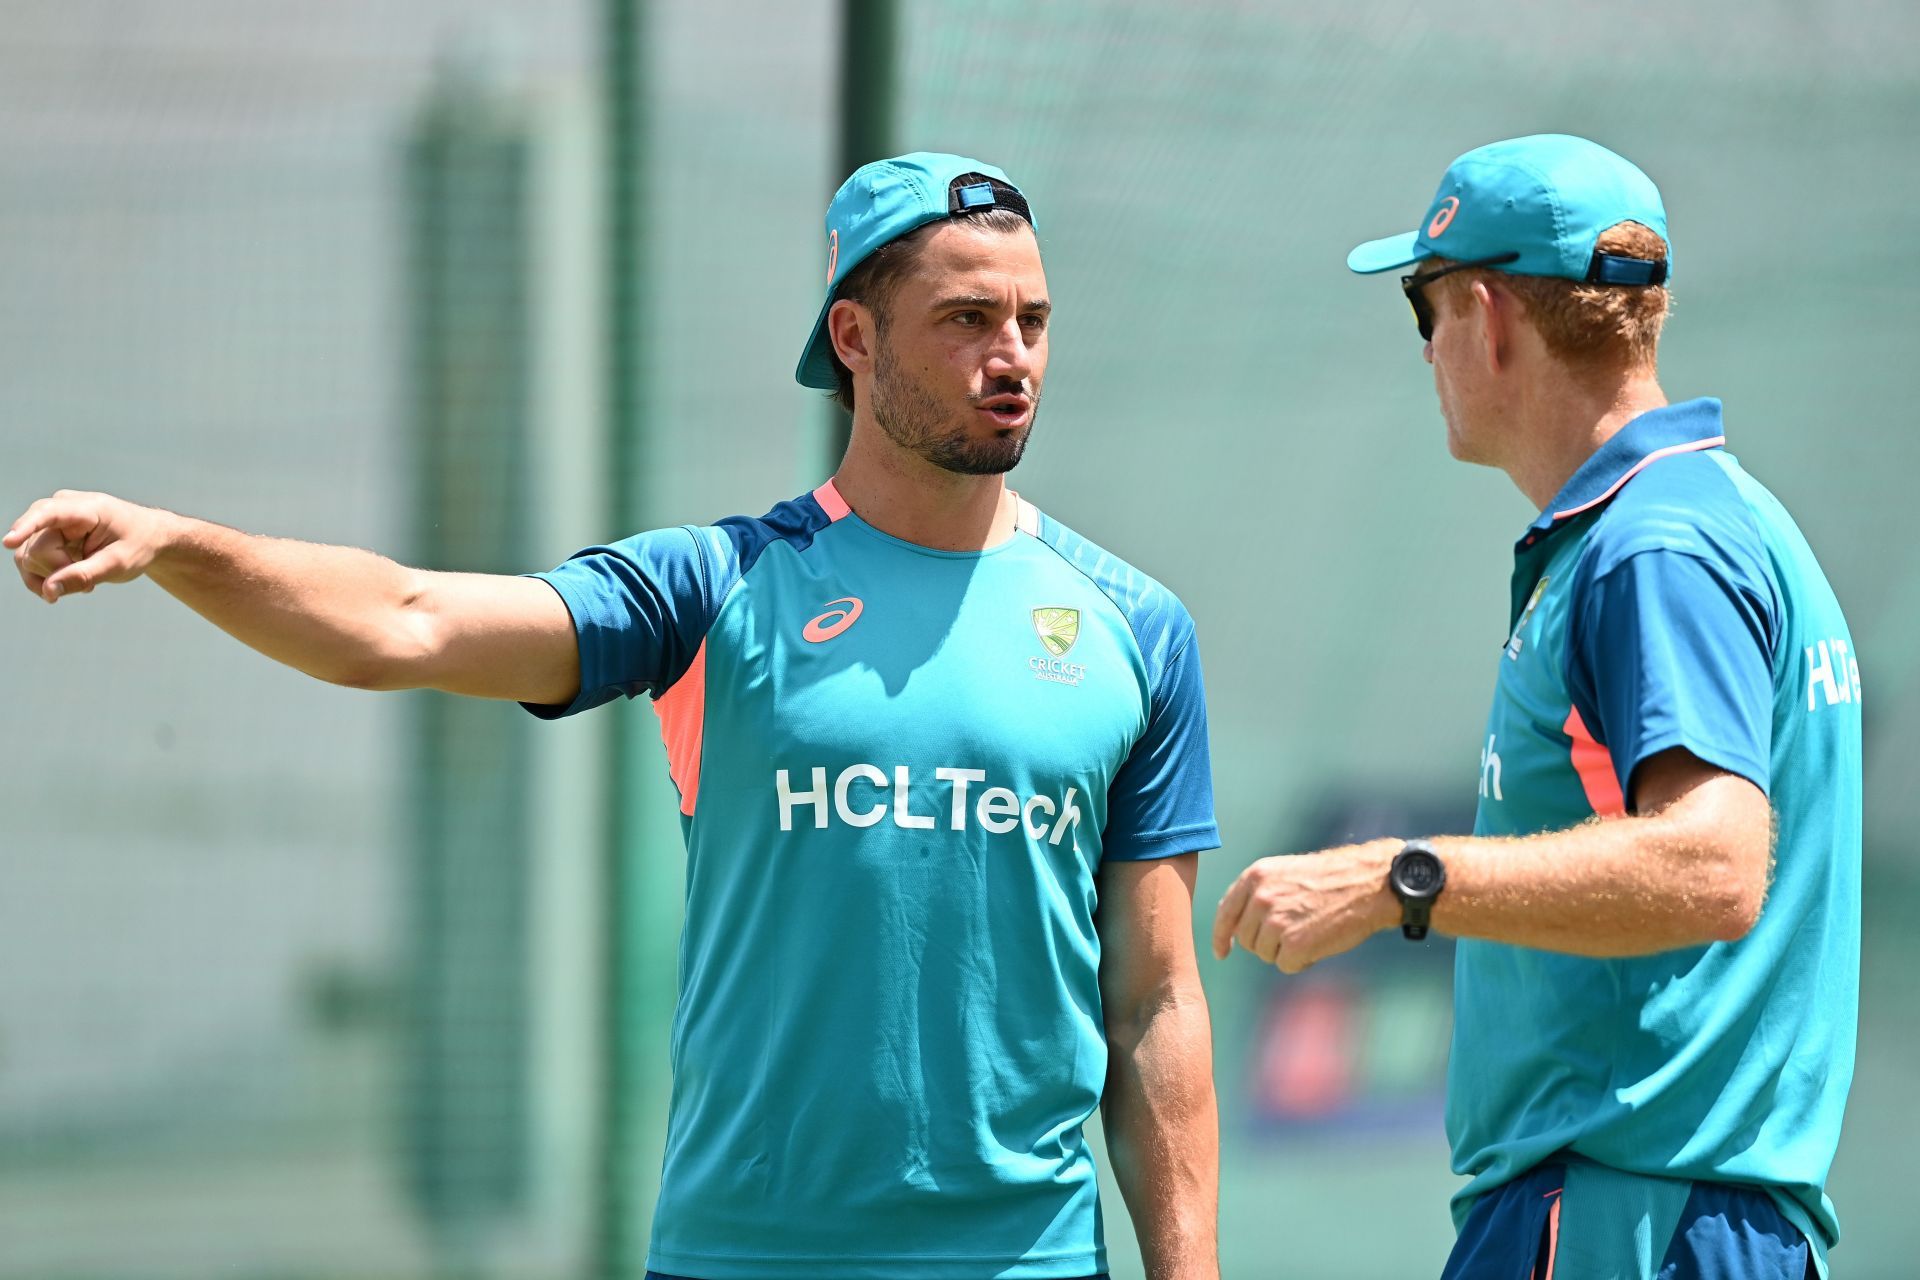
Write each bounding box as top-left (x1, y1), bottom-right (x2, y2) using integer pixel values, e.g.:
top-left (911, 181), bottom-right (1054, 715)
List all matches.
top-left (647, 1246), bottom-right (1105, 1279)
top-left (1619, 729), bottom-right (1770, 803)
top-left (1103, 823), bottom-right (1220, 861)
top-left (518, 571), bottom-right (597, 720)
top-left (1450, 1154), bottom-right (1837, 1259)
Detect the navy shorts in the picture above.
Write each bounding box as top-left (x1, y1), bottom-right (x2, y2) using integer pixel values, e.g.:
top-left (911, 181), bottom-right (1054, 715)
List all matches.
top-left (1442, 1163), bottom-right (1811, 1280)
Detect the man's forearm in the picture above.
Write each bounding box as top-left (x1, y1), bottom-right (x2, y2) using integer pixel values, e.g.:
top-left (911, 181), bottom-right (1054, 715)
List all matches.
top-left (11, 490), bottom-right (580, 702)
top-left (1215, 767), bottom-right (1771, 972)
top-left (147, 512), bottom-right (438, 690)
top-left (1345, 774), bottom-right (1767, 957)
top-left (1431, 794), bottom-right (1767, 955)
top-left (1102, 992), bottom-right (1219, 1280)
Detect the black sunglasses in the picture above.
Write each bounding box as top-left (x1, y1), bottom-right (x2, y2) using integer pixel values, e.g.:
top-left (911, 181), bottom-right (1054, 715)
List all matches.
top-left (1400, 252), bottom-right (1520, 341)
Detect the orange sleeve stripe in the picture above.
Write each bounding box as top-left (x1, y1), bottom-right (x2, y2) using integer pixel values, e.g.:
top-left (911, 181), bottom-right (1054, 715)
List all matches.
top-left (653, 638), bottom-right (709, 817)
top-left (1564, 706), bottom-right (1627, 818)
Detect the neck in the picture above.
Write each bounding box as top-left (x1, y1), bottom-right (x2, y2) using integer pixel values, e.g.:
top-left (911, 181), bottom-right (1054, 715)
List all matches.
top-left (1504, 367), bottom-right (1669, 511)
top-left (829, 413), bottom-right (1018, 552)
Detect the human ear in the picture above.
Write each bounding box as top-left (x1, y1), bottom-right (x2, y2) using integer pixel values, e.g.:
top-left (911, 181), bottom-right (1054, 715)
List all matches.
top-left (828, 299), bottom-right (876, 376)
top-left (1472, 279), bottom-right (1507, 374)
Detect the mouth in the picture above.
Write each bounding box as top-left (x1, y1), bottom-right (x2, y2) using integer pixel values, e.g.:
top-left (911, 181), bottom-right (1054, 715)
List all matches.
top-left (974, 394), bottom-right (1033, 429)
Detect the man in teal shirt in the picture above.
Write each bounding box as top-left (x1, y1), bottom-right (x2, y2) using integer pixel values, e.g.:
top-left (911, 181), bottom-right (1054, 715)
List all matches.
top-left (8, 154), bottom-right (1222, 1278)
top-left (1213, 135), bottom-right (1859, 1278)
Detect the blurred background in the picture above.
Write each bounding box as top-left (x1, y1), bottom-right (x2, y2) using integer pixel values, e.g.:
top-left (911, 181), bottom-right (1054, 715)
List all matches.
top-left (2, 1), bottom-right (1915, 1276)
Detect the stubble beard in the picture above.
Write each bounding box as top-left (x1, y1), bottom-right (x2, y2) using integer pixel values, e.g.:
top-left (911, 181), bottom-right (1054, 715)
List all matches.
top-left (870, 342), bottom-right (1034, 477)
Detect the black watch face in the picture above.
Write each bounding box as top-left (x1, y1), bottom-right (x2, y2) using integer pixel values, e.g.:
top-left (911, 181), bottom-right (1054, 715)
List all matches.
top-left (1395, 851), bottom-right (1443, 896)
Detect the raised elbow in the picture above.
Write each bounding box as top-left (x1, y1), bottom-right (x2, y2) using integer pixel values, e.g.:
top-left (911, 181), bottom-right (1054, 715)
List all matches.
top-left (1707, 892), bottom-right (1764, 944)
top-left (1649, 772), bottom-right (1772, 945)
top-left (1701, 860), bottom-right (1768, 943)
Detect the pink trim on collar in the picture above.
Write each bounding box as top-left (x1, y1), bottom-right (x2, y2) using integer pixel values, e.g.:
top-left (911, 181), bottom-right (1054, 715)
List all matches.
top-left (1551, 436), bottom-right (1725, 522)
top-left (814, 481), bottom-right (1040, 539)
top-left (812, 479), bottom-right (852, 521)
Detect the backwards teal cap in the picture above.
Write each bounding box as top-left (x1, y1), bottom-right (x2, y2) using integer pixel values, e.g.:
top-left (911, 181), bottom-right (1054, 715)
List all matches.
top-left (795, 152), bottom-right (1034, 391)
top-left (1347, 134), bottom-right (1670, 284)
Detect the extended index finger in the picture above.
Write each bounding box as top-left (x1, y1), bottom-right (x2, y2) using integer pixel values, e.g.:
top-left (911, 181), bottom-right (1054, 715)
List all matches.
top-left (1211, 865), bottom-right (1255, 959)
top-left (4, 493), bottom-right (93, 550)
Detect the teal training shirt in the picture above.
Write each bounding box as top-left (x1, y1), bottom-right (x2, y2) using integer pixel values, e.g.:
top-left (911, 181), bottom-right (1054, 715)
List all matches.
top-left (1450, 400), bottom-right (1861, 1255)
top-left (527, 482), bottom-right (1219, 1279)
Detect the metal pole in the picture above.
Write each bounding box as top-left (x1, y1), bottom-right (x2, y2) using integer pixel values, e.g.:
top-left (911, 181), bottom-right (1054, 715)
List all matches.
top-left (403, 70), bottom-right (536, 1272)
top-left (826, 0), bottom-right (899, 469)
top-left (598, 0), bottom-right (645, 1275)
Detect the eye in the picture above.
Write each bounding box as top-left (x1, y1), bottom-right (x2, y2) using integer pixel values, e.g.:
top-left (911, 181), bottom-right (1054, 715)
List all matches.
top-left (1020, 313), bottom-right (1047, 331)
top-left (952, 311), bottom-right (984, 326)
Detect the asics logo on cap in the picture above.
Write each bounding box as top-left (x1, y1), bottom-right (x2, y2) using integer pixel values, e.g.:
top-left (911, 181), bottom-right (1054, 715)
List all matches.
top-left (1428, 196), bottom-right (1460, 239)
top-left (826, 229), bottom-right (839, 284)
top-left (803, 596), bottom-right (864, 643)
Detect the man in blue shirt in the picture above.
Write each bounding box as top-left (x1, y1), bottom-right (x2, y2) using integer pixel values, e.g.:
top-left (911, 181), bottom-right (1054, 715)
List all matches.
top-left (8, 154), bottom-right (1222, 1278)
top-left (1212, 135), bottom-right (1859, 1279)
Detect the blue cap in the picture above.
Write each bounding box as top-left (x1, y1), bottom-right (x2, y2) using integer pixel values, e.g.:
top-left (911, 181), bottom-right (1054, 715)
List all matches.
top-left (1347, 134), bottom-right (1670, 283)
top-left (795, 152), bottom-right (1034, 391)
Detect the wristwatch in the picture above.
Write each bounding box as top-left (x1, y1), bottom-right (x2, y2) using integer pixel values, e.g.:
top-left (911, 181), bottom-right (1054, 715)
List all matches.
top-left (1388, 840), bottom-right (1447, 941)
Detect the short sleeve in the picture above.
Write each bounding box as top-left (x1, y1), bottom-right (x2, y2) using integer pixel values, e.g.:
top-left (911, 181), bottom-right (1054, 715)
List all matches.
top-left (1567, 547), bottom-right (1775, 803)
top-left (1102, 626), bottom-right (1221, 860)
top-left (521, 526), bottom-right (715, 720)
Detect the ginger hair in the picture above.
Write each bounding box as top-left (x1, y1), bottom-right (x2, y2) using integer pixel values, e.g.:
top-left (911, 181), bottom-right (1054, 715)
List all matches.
top-left (1430, 221), bottom-right (1670, 376)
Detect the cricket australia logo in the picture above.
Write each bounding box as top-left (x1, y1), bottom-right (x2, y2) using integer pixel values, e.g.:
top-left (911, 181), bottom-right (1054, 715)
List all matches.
top-left (1033, 607), bottom-right (1079, 655)
top-left (1030, 606), bottom-right (1087, 686)
top-left (1506, 577), bottom-right (1549, 660)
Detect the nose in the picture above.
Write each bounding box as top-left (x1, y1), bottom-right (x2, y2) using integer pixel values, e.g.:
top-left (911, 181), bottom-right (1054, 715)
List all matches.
top-left (984, 317), bottom-right (1035, 384)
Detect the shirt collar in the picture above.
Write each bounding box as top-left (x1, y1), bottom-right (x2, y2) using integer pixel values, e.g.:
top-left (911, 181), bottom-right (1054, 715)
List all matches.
top-left (1521, 397), bottom-right (1726, 544)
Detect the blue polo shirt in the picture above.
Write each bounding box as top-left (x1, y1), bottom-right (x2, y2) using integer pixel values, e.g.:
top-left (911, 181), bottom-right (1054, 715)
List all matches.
top-left (1449, 399), bottom-right (1862, 1266)
top-left (526, 483), bottom-right (1218, 1279)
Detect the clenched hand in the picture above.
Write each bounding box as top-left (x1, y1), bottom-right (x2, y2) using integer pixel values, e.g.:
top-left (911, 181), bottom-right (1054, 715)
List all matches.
top-left (6, 490), bottom-right (170, 602)
top-left (1210, 839), bottom-right (1401, 974)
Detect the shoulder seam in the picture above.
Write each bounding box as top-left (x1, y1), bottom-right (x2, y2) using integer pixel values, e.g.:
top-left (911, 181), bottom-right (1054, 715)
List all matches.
top-left (1581, 450), bottom-right (1770, 582)
top-left (1588, 539), bottom-right (1777, 653)
top-left (1149, 628), bottom-right (1198, 712)
top-left (769, 495), bottom-right (838, 563)
top-left (1706, 453), bottom-right (1784, 650)
top-left (1028, 524), bottom-right (1196, 712)
top-left (1582, 540), bottom-right (1763, 591)
top-left (1027, 528), bottom-right (1153, 669)
top-left (680, 524), bottom-right (713, 613)
top-left (654, 525), bottom-right (720, 700)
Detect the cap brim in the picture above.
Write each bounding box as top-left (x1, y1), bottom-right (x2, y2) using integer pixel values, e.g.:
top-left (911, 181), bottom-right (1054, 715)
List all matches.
top-left (794, 296), bottom-right (838, 390)
top-left (1346, 231), bottom-right (1426, 275)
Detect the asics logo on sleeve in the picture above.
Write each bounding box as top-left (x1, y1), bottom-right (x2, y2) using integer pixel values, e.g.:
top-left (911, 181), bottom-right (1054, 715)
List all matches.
top-left (803, 596), bottom-right (864, 643)
top-left (775, 764), bottom-right (1084, 848)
